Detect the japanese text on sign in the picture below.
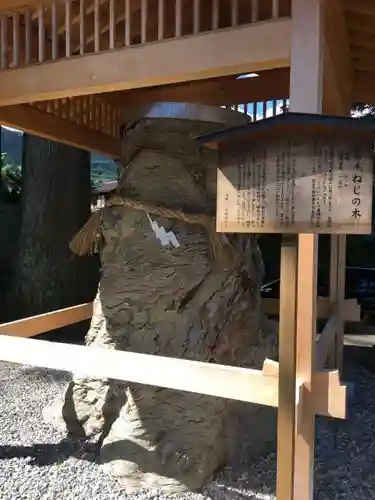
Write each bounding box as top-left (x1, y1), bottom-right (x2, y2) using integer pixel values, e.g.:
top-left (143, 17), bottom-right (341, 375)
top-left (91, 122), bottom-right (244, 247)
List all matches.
top-left (217, 138), bottom-right (373, 234)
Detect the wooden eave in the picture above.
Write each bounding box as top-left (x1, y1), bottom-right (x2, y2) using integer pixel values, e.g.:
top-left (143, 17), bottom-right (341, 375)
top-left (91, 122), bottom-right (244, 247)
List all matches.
top-left (0, 0), bottom-right (293, 158)
top-left (0, 0), bottom-right (374, 157)
top-left (344, 0), bottom-right (375, 105)
top-left (195, 111), bottom-right (375, 150)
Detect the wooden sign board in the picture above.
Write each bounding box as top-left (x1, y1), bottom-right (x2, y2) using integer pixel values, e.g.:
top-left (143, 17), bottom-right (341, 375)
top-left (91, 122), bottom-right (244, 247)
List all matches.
top-left (216, 136), bottom-right (373, 234)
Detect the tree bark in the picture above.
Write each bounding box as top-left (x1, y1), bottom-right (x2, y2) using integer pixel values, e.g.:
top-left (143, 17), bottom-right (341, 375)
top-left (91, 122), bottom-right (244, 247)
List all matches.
top-left (6, 134), bottom-right (99, 335)
top-left (45, 117), bottom-right (277, 494)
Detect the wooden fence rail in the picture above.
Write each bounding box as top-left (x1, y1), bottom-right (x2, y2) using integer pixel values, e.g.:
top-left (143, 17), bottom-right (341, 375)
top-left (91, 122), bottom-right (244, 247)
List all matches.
top-left (0, 297), bottom-right (360, 340)
top-left (0, 303), bottom-right (92, 338)
top-left (262, 297), bottom-right (361, 322)
top-left (0, 334), bottom-right (346, 418)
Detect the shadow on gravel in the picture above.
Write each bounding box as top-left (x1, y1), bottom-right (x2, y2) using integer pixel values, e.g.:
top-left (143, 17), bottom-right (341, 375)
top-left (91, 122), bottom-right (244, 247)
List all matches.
top-left (0, 439), bottom-right (99, 466)
top-left (18, 366), bottom-right (71, 383)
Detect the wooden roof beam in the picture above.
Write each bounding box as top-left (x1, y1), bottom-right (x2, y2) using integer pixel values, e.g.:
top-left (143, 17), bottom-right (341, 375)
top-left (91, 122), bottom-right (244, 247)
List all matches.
top-left (0, 0), bottom-right (62, 13)
top-left (104, 68), bottom-right (290, 108)
top-left (0, 103), bottom-right (120, 157)
top-left (353, 60), bottom-right (375, 75)
top-left (323, 0), bottom-right (353, 114)
top-left (349, 32), bottom-right (375, 50)
top-left (353, 75), bottom-right (375, 105)
top-left (351, 46), bottom-right (375, 62)
top-left (344, 0), bottom-right (375, 17)
top-left (347, 15), bottom-right (375, 35)
top-left (0, 18), bottom-right (291, 106)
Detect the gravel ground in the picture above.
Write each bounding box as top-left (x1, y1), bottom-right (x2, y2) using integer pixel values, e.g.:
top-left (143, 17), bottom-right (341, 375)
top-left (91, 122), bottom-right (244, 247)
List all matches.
top-left (1, 350), bottom-right (375, 500)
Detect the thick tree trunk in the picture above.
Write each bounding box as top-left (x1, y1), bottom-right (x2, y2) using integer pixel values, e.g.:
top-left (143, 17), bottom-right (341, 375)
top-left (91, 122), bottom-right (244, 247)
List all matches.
top-left (6, 134), bottom-right (99, 334)
top-left (45, 114), bottom-right (277, 494)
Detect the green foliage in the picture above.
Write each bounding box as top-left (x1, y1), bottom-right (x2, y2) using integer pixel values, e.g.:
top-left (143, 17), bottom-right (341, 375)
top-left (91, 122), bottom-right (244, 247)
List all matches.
top-left (91, 161), bottom-right (118, 188)
top-left (1, 153), bottom-right (22, 201)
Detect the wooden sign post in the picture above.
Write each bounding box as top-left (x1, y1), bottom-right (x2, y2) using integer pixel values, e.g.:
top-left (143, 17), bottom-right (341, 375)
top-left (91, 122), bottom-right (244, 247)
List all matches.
top-left (196, 111), bottom-right (375, 500)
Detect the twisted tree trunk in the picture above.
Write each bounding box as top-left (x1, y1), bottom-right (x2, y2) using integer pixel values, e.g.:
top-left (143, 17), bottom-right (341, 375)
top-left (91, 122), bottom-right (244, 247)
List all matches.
top-left (46, 114), bottom-right (277, 493)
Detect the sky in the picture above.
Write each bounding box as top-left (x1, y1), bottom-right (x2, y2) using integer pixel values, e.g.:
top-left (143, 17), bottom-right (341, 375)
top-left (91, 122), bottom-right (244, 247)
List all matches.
top-left (231, 100), bottom-right (288, 120)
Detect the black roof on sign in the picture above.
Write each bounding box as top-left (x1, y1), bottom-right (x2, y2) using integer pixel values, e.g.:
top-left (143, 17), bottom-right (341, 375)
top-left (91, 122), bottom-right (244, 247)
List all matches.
top-left (194, 112), bottom-right (375, 145)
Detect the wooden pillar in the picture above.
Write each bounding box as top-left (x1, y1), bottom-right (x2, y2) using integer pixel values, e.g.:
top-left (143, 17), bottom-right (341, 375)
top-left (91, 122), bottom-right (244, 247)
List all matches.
top-left (324, 0), bottom-right (350, 373)
top-left (276, 235), bottom-right (298, 499)
top-left (276, 0), bottom-right (324, 499)
top-left (329, 234), bottom-right (346, 372)
top-left (292, 0), bottom-right (326, 497)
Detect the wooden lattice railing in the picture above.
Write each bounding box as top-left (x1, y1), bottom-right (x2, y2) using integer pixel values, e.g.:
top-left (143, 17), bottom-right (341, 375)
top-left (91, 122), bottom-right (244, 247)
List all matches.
top-left (225, 98), bottom-right (289, 121)
top-left (0, 0), bottom-right (291, 70)
top-left (0, 96), bottom-right (121, 157)
top-left (31, 95), bottom-right (120, 137)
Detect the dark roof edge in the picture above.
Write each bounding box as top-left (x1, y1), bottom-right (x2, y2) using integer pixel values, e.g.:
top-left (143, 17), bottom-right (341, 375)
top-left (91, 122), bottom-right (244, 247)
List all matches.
top-left (193, 112), bottom-right (375, 145)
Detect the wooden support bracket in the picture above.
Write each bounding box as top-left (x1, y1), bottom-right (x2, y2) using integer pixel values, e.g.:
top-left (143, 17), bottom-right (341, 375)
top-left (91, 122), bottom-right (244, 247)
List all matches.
top-left (262, 359), bottom-right (347, 419)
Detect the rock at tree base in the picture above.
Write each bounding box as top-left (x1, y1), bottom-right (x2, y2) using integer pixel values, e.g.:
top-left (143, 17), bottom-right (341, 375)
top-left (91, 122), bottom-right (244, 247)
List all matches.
top-left (45, 104), bottom-right (277, 493)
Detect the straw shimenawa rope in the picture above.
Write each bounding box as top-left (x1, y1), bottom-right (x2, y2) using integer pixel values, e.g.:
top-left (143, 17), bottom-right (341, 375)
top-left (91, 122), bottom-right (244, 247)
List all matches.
top-left (69, 195), bottom-right (231, 260)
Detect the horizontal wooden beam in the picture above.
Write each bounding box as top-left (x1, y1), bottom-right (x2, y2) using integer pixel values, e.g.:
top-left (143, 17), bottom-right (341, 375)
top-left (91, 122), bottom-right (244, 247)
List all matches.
top-left (262, 297), bottom-right (361, 322)
top-left (105, 68), bottom-right (290, 107)
top-left (353, 59), bottom-right (375, 75)
top-left (0, 19), bottom-right (291, 106)
top-left (351, 46), bottom-right (375, 62)
top-left (347, 16), bottom-right (375, 36)
top-left (0, 0), bottom-right (64, 12)
top-left (344, 333), bottom-right (375, 347)
top-left (349, 32), bottom-right (375, 51)
top-left (345, 0), bottom-right (375, 17)
top-left (353, 80), bottom-right (375, 105)
top-left (0, 303), bottom-right (93, 338)
top-left (0, 334), bottom-right (277, 405)
top-left (352, 69), bottom-right (375, 101)
top-left (1, 296), bottom-right (361, 342)
top-left (0, 105), bottom-right (120, 157)
top-left (0, 334), bottom-right (346, 418)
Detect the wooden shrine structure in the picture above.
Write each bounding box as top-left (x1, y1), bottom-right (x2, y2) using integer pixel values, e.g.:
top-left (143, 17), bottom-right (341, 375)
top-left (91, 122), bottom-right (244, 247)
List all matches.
top-left (0, 0), bottom-right (375, 499)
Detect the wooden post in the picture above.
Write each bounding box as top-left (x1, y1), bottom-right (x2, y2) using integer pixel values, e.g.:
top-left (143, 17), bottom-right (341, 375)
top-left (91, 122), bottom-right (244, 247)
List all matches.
top-left (276, 0), bottom-right (324, 499)
top-left (291, 0), bottom-right (324, 496)
top-left (328, 234), bottom-right (339, 368)
top-left (329, 234), bottom-right (346, 371)
top-left (335, 235), bottom-right (346, 372)
top-left (324, 0), bottom-right (351, 373)
top-left (276, 235), bottom-right (298, 499)
top-left (294, 234), bottom-right (318, 500)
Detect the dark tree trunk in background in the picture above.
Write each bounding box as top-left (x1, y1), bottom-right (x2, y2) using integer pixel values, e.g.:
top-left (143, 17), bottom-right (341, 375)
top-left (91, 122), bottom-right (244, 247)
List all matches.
top-left (6, 134), bottom-right (99, 332)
